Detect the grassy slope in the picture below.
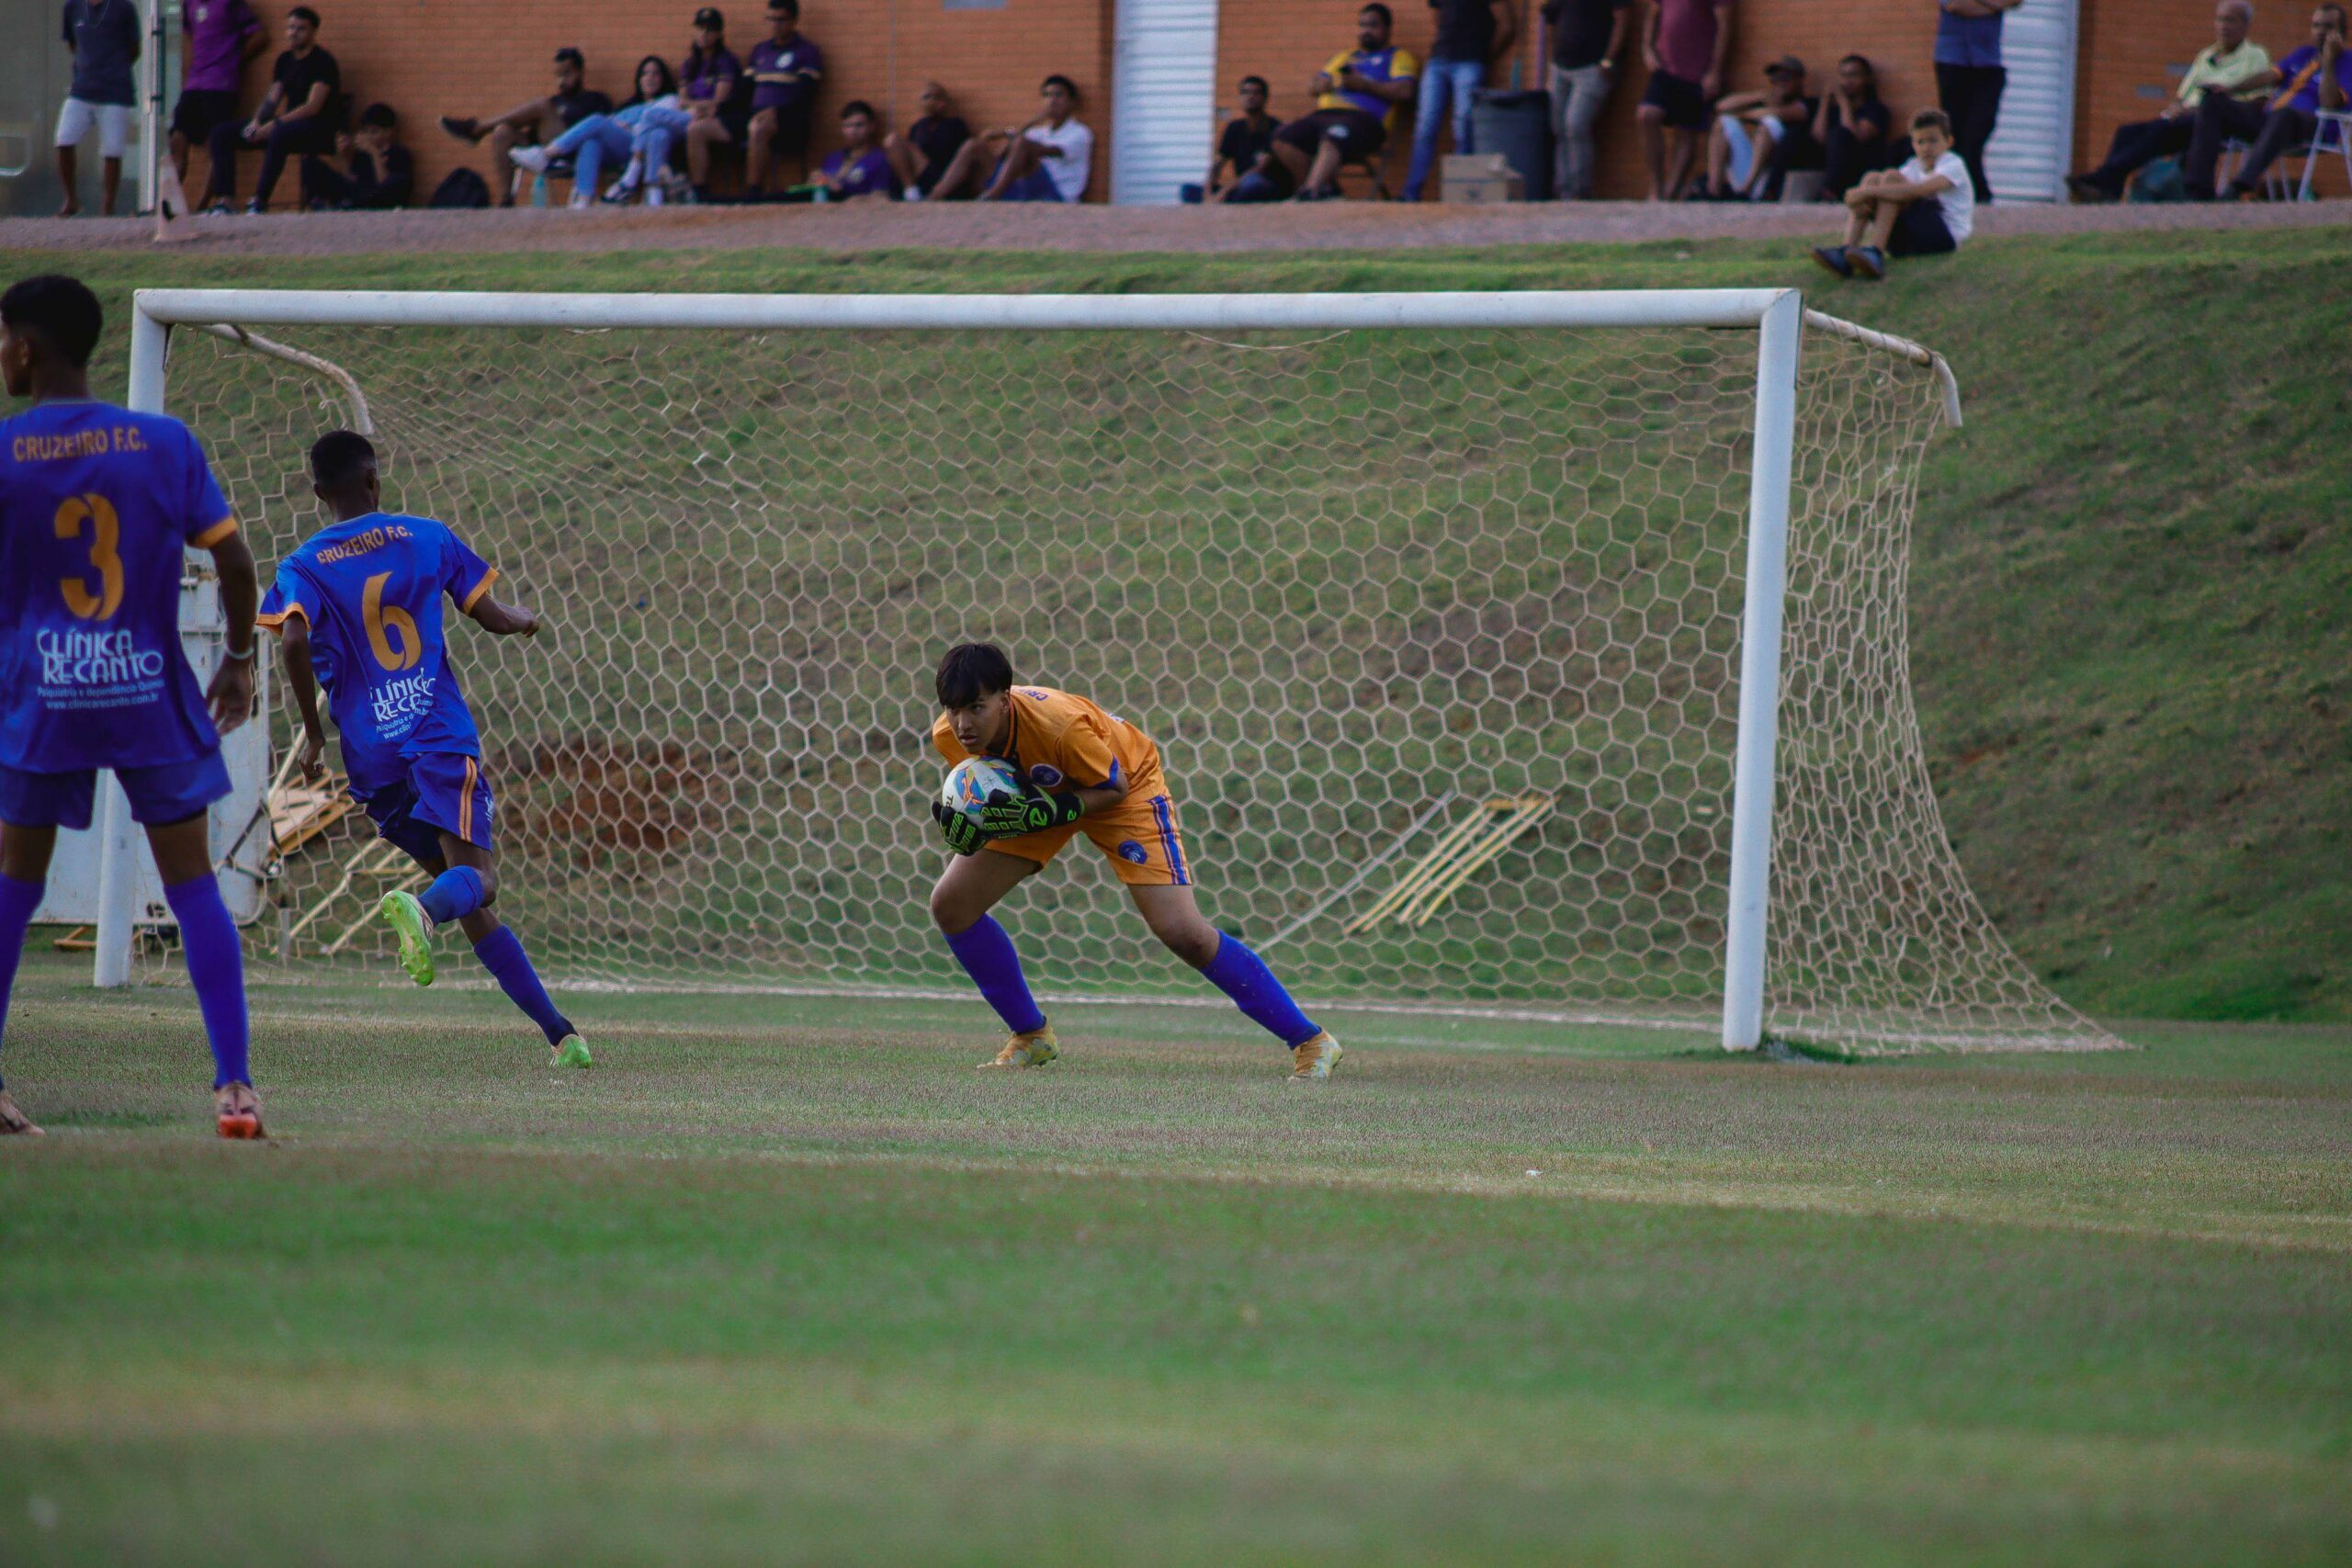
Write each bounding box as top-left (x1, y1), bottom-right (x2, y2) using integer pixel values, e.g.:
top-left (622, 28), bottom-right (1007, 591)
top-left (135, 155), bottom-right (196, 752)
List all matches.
top-left (1, 958), bottom-right (2348, 1564)
top-left (5, 229), bottom-right (2346, 1021)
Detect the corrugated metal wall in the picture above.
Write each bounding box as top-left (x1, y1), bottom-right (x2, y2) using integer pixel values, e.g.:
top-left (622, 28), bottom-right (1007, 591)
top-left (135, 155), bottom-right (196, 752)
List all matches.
top-left (1112, 0), bottom-right (1217, 204)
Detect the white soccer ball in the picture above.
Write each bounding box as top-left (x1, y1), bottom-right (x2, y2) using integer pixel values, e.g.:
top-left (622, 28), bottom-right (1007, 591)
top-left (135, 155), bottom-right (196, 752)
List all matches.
top-left (940, 757), bottom-right (1026, 823)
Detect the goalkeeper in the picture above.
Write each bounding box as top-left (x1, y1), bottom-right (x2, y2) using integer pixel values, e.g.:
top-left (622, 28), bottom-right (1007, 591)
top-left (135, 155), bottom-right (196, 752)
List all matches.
top-left (926, 641), bottom-right (1340, 1080)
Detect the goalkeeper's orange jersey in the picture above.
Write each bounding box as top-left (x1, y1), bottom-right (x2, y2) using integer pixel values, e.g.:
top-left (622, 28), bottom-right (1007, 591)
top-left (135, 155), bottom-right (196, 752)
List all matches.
top-left (931, 684), bottom-right (1164, 797)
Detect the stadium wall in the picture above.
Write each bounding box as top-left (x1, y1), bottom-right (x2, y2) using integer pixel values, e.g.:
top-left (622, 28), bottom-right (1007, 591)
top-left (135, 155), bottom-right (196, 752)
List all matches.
top-left (189, 1), bottom-right (2341, 209)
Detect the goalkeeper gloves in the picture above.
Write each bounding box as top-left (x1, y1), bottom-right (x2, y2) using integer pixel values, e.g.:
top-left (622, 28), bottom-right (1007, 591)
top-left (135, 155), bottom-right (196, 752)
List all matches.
top-left (930, 788), bottom-right (1086, 856)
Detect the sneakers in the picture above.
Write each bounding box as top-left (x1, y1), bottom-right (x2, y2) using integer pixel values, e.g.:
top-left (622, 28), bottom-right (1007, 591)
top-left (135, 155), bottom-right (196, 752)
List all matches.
top-left (644, 183), bottom-right (666, 209)
top-left (568, 189), bottom-right (594, 210)
top-left (979, 1021), bottom-right (1059, 1068)
top-left (2065, 173), bottom-right (2120, 205)
top-left (440, 115), bottom-right (483, 144)
top-left (1846, 245), bottom-right (1889, 281)
top-left (1286, 1031), bottom-right (1343, 1083)
top-left (1811, 244), bottom-right (1854, 278)
top-left (508, 144), bottom-right (553, 174)
top-left (551, 1032), bottom-right (594, 1068)
top-left (378, 889), bottom-right (436, 987)
top-left (215, 1081), bottom-right (266, 1140)
top-left (0, 1090), bottom-right (42, 1136)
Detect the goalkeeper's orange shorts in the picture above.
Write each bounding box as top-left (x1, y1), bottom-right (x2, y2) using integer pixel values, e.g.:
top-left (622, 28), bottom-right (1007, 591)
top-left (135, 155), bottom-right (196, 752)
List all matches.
top-left (986, 786), bottom-right (1193, 886)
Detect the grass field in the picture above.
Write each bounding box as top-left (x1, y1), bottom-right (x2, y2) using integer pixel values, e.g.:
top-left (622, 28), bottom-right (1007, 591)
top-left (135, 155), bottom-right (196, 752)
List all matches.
top-left (2, 953), bottom-right (2348, 1563)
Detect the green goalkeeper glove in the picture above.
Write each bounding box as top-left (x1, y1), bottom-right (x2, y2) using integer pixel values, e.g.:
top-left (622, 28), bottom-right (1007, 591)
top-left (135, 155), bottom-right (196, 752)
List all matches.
top-left (931, 799), bottom-right (987, 856)
top-left (977, 788), bottom-right (1086, 839)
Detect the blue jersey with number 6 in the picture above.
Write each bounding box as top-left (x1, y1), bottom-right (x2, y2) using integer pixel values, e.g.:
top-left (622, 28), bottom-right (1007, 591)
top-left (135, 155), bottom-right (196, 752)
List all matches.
top-left (257, 512), bottom-right (496, 799)
top-left (0, 399), bottom-right (238, 773)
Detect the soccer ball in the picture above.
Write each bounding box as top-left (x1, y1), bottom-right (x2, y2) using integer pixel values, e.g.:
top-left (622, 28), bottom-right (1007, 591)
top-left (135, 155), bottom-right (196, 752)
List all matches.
top-left (940, 757), bottom-right (1026, 823)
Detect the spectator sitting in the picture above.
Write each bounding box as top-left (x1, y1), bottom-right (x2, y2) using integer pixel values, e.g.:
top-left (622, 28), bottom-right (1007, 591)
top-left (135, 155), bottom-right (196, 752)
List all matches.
top-left (628, 6), bottom-right (746, 204)
top-left (170, 0), bottom-right (266, 194)
top-left (1404, 0), bottom-right (1517, 202)
top-left (884, 81), bottom-right (971, 201)
top-left (513, 56), bottom-right (679, 208)
top-left (2071, 2), bottom-right (2269, 202)
top-left (54, 0), bottom-right (142, 217)
top-left (437, 47), bottom-right (614, 209)
top-left (1639, 0), bottom-right (1736, 200)
top-left (745, 0), bottom-right (824, 197)
top-left (2184, 2), bottom-right (2349, 199)
top-left (1222, 4), bottom-right (1420, 202)
top-left (1697, 54), bottom-right (1819, 199)
top-left (927, 74), bottom-right (1095, 203)
top-left (203, 5), bottom-right (341, 215)
top-left (1542, 0), bottom-right (1634, 200)
top-left (1811, 107), bottom-right (1972, 281)
top-left (1814, 53), bottom-right (1892, 201)
top-left (1200, 74), bottom-right (1277, 199)
top-left (813, 100), bottom-right (898, 200)
top-left (301, 101), bottom-right (413, 209)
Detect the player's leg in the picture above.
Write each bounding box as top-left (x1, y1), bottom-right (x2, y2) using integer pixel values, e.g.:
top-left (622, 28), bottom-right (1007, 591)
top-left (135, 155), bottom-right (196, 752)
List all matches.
top-left (436, 834), bottom-right (590, 1067)
top-left (930, 848), bottom-right (1057, 1066)
top-left (0, 816), bottom-right (60, 1134)
top-left (143, 810), bottom-right (263, 1137)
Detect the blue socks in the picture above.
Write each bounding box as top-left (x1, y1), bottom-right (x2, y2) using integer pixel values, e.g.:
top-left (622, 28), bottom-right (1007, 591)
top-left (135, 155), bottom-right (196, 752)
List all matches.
top-left (420, 864), bottom-right (487, 925)
top-left (1202, 932), bottom-right (1321, 1047)
top-left (944, 916), bottom-right (1047, 1035)
top-left (163, 874), bottom-right (251, 1089)
top-left (472, 925), bottom-right (572, 1045)
top-left (0, 874), bottom-right (44, 1089)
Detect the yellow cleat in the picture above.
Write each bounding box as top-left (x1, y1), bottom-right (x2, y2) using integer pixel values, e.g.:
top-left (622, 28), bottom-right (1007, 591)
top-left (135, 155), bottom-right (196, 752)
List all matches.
top-left (1286, 1031), bottom-right (1342, 1083)
top-left (979, 1021), bottom-right (1059, 1069)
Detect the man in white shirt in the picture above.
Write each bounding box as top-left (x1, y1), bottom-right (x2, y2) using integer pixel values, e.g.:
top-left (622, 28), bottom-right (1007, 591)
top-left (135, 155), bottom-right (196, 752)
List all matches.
top-left (1811, 107), bottom-right (1973, 280)
top-left (926, 73), bottom-right (1094, 203)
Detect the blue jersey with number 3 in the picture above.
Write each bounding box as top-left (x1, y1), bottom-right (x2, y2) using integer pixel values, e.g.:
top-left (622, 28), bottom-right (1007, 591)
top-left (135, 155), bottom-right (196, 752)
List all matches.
top-left (0, 399), bottom-right (238, 773)
top-left (257, 512), bottom-right (496, 799)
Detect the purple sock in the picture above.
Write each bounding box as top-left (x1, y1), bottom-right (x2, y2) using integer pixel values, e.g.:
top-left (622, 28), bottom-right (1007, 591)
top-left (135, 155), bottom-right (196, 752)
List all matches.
top-left (419, 865), bottom-right (486, 925)
top-left (0, 874), bottom-right (45, 1090)
top-left (1201, 932), bottom-right (1321, 1047)
top-left (944, 915), bottom-right (1047, 1035)
top-left (472, 925), bottom-right (572, 1045)
top-left (163, 874), bottom-right (251, 1089)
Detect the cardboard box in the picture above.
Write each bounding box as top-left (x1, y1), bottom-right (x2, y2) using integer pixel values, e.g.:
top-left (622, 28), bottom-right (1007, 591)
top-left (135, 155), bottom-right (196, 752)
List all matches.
top-left (1440, 152), bottom-right (1523, 204)
top-left (1442, 153), bottom-right (1512, 183)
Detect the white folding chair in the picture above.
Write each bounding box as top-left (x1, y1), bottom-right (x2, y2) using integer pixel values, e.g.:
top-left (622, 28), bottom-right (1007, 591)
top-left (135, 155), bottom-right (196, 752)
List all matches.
top-left (2295, 108), bottom-right (2352, 200)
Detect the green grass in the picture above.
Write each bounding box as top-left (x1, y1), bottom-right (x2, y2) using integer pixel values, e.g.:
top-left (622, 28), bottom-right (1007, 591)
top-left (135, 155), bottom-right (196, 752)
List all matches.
top-left (1, 953), bottom-right (2348, 1563)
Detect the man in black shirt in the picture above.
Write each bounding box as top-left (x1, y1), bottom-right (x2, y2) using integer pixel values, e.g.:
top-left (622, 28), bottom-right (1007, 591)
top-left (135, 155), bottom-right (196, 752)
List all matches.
top-left (1812, 54), bottom-right (1891, 200)
top-left (1542, 0), bottom-right (1631, 197)
top-left (1205, 75), bottom-right (1277, 197)
top-left (438, 48), bottom-right (615, 208)
top-left (301, 101), bottom-right (414, 209)
top-left (1404, 0), bottom-right (1517, 199)
top-left (885, 81), bottom-right (973, 200)
top-left (202, 5), bottom-right (340, 213)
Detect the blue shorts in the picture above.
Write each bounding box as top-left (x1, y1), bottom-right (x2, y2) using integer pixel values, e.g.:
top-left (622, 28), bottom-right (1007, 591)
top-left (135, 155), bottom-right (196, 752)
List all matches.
top-left (364, 752), bottom-right (494, 865)
top-left (993, 157), bottom-right (1065, 203)
top-left (0, 750), bottom-right (232, 830)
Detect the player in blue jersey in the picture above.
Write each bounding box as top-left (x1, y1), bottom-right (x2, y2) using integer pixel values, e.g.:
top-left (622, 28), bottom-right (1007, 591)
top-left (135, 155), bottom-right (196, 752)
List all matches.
top-left (0, 274), bottom-right (264, 1138)
top-left (257, 429), bottom-right (590, 1068)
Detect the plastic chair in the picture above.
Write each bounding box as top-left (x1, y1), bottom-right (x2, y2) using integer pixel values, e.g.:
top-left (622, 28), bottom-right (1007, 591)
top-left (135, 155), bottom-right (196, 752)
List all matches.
top-left (2294, 108), bottom-right (2352, 199)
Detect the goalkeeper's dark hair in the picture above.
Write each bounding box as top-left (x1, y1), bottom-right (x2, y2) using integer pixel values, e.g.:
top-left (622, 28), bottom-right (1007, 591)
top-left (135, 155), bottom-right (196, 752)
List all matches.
top-left (935, 642), bottom-right (1014, 708)
top-left (309, 428), bottom-right (379, 490)
top-left (0, 274), bottom-right (103, 368)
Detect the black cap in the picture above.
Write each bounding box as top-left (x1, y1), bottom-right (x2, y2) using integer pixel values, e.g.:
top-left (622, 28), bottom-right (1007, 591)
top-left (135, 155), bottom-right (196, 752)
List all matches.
top-left (554, 46), bottom-right (584, 66)
top-left (1764, 54), bottom-right (1805, 79)
top-left (693, 6), bottom-right (723, 27)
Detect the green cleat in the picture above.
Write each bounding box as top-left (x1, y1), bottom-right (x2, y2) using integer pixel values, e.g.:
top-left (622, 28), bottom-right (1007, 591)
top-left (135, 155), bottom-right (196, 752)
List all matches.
top-left (551, 1033), bottom-right (594, 1068)
top-left (378, 889), bottom-right (436, 987)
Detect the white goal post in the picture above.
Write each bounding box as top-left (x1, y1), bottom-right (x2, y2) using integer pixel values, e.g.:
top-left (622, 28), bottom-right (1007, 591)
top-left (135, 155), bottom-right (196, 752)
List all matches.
top-left (103, 286), bottom-right (2111, 1055)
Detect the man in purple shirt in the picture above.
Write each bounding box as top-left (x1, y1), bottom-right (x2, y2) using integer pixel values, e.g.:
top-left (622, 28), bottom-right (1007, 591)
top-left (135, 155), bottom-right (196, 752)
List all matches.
top-left (813, 100), bottom-right (898, 200)
top-left (2186, 3), bottom-right (2351, 198)
top-left (171, 0), bottom-right (266, 189)
top-left (1636, 0), bottom-right (1734, 199)
top-left (745, 0), bottom-right (824, 196)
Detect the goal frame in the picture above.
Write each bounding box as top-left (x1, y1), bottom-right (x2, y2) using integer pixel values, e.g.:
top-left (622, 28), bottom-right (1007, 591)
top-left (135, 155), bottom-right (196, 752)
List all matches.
top-left (109, 285), bottom-right (1818, 1052)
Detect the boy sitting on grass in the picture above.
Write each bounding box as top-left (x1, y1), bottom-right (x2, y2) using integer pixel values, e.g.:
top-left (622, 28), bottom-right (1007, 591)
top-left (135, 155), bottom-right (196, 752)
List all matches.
top-left (1811, 107), bottom-right (1973, 281)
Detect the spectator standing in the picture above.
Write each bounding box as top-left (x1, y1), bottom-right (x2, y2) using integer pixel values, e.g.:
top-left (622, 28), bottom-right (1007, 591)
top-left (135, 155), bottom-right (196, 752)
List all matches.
top-left (1812, 107), bottom-right (1973, 280)
top-left (813, 101), bottom-right (898, 199)
top-left (1699, 54), bottom-right (1817, 199)
top-left (54, 0), bottom-right (142, 218)
top-left (300, 102), bottom-right (413, 209)
top-left (1638, 0), bottom-right (1736, 200)
top-left (203, 6), bottom-right (341, 215)
top-left (2184, 3), bottom-right (2348, 198)
top-left (1223, 5), bottom-right (1420, 202)
top-left (928, 74), bottom-right (1095, 203)
top-left (1814, 53), bottom-right (1892, 200)
top-left (745, 0), bottom-right (825, 196)
top-left (514, 57), bottom-right (680, 208)
top-left (171, 0), bottom-right (266, 191)
top-left (2070, 2), bottom-right (2270, 201)
top-left (1934, 0), bottom-right (2022, 204)
top-left (1543, 0), bottom-right (1633, 199)
top-left (885, 82), bottom-right (971, 200)
top-left (437, 49), bottom-right (615, 209)
top-left (1204, 76), bottom-right (1279, 198)
top-left (1403, 0), bottom-right (1518, 201)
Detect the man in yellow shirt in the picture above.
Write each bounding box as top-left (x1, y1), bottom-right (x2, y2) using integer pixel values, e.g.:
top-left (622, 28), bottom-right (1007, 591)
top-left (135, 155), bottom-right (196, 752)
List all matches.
top-left (2069, 0), bottom-right (2271, 201)
top-left (1220, 3), bottom-right (1419, 201)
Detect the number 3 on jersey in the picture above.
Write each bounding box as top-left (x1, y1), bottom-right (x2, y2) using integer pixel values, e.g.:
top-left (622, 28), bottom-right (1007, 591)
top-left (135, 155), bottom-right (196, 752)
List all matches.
top-left (363, 570), bottom-right (421, 671)
top-left (53, 493), bottom-right (125, 621)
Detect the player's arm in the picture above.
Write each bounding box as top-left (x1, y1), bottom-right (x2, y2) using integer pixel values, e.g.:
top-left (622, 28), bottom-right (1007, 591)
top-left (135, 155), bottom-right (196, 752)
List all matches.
top-left (464, 589), bottom-right (541, 638)
top-left (274, 613), bottom-right (332, 784)
top-left (206, 530), bottom-right (259, 735)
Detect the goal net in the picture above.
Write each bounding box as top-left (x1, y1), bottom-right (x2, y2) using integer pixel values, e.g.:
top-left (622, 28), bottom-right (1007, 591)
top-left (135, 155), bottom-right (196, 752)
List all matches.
top-left (133, 289), bottom-right (2118, 1054)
